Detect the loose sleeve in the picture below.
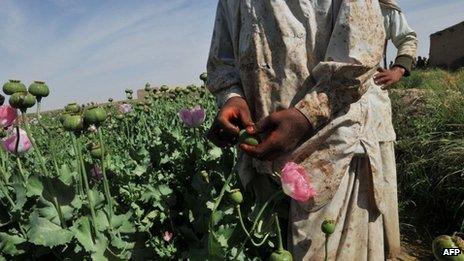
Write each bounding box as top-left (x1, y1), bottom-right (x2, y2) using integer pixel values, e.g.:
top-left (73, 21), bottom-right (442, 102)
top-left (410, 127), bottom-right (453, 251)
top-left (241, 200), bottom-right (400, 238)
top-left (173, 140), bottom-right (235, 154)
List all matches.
top-left (206, 1), bottom-right (244, 108)
top-left (295, 0), bottom-right (386, 130)
top-left (387, 9), bottom-right (418, 76)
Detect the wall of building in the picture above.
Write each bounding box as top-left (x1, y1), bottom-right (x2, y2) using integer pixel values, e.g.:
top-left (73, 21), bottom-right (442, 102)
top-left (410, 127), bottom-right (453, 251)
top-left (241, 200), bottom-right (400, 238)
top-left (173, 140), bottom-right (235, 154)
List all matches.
top-left (429, 21), bottom-right (464, 70)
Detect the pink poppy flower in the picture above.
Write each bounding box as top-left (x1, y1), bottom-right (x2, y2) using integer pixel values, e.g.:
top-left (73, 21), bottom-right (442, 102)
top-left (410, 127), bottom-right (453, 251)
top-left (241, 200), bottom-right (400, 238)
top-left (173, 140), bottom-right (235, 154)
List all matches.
top-left (163, 231), bottom-right (173, 242)
top-left (2, 128), bottom-right (32, 154)
top-left (178, 106), bottom-right (205, 128)
top-left (281, 162), bottom-right (317, 202)
top-left (118, 103), bottom-right (132, 114)
top-left (0, 105), bottom-right (18, 128)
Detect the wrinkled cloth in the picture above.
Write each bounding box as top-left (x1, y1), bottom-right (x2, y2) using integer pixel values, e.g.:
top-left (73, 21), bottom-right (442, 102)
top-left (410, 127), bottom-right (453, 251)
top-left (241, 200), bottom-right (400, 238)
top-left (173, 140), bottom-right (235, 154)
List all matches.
top-left (206, 0), bottom-right (405, 259)
top-left (382, 5), bottom-right (418, 60)
top-left (379, 0), bottom-right (401, 12)
top-left (291, 146), bottom-right (395, 260)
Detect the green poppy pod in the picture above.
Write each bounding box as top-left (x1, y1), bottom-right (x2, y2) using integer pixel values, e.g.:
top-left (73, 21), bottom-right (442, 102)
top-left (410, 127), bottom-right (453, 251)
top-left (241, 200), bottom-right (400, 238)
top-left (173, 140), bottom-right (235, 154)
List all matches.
top-left (62, 115), bottom-right (84, 131)
top-left (229, 189), bottom-right (243, 205)
top-left (3, 80), bottom-right (27, 95)
top-left (59, 113), bottom-right (69, 124)
top-left (432, 235), bottom-right (464, 261)
top-left (199, 72), bottom-right (208, 82)
top-left (144, 82), bottom-right (151, 92)
top-left (83, 107), bottom-right (107, 125)
top-left (9, 91), bottom-right (36, 112)
top-left (28, 81), bottom-right (50, 99)
top-left (115, 114), bottom-right (124, 120)
top-left (321, 219), bottom-right (336, 235)
top-left (65, 103), bottom-right (81, 113)
top-left (269, 250), bottom-right (293, 261)
top-left (239, 129), bottom-right (260, 146)
top-left (87, 143), bottom-right (103, 159)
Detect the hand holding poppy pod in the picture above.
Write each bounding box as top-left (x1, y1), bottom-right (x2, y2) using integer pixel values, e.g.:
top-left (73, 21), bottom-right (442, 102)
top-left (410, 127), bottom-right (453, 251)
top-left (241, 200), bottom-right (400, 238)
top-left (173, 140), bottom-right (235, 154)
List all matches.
top-left (240, 108), bottom-right (313, 161)
top-left (207, 97), bottom-right (254, 148)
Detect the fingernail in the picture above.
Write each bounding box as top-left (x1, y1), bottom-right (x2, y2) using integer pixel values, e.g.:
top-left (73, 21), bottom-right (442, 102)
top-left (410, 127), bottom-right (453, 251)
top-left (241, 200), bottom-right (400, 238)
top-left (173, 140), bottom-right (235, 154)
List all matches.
top-left (246, 126), bottom-right (254, 133)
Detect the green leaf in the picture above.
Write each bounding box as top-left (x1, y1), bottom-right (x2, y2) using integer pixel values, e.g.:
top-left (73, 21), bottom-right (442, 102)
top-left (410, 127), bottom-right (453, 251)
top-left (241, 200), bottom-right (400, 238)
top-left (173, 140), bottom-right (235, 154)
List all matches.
top-left (89, 189), bottom-right (105, 208)
top-left (27, 212), bottom-right (73, 247)
top-left (133, 165), bottom-right (147, 177)
top-left (207, 147), bottom-right (222, 161)
top-left (207, 232), bottom-right (225, 259)
top-left (41, 176), bottom-right (75, 206)
top-left (26, 175), bottom-right (43, 197)
top-left (95, 210), bottom-right (110, 232)
top-left (158, 185), bottom-right (172, 196)
top-left (59, 164), bottom-right (74, 185)
top-left (12, 178), bottom-right (26, 210)
top-left (110, 211), bottom-right (135, 234)
top-left (71, 216), bottom-right (109, 259)
top-left (0, 232), bottom-right (26, 256)
top-left (36, 197), bottom-right (74, 223)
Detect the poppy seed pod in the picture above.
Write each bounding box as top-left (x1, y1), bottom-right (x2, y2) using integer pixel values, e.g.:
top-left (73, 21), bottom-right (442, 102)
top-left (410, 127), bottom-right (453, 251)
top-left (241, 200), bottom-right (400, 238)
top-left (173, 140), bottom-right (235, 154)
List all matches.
top-left (9, 91), bottom-right (36, 112)
top-left (62, 115), bottom-right (84, 132)
top-left (199, 72), bottom-right (208, 82)
top-left (3, 80), bottom-right (27, 95)
top-left (83, 106), bottom-right (107, 125)
top-left (269, 249), bottom-right (293, 261)
top-left (88, 143), bottom-right (103, 159)
top-left (28, 81), bottom-right (50, 100)
top-left (229, 189), bottom-right (243, 205)
top-left (321, 219), bottom-right (336, 235)
top-left (65, 103), bottom-right (81, 113)
top-left (145, 82), bottom-right (151, 92)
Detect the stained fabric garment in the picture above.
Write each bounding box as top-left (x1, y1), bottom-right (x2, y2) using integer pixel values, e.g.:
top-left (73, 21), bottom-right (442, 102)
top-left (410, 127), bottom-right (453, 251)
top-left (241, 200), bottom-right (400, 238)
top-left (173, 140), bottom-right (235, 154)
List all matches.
top-left (207, 0), bottom-right (402, 259)
top-left (379, 0), bottom-right (402, 12)
top-left (382, 5), bottom-right (418, 73)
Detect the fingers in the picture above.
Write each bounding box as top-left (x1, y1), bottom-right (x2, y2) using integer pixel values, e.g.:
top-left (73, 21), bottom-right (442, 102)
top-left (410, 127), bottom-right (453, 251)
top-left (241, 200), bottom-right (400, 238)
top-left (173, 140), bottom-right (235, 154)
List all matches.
top-left (240, 131), bottom-right (284, 160)
top-left (238, 107), bottom-right (254, 130)
top-left (380, 80), bottom-right (396, 90)
top-left (374, 75), bottom-right (391, 85)
top-left (207, 119), bottom-right (237, 147)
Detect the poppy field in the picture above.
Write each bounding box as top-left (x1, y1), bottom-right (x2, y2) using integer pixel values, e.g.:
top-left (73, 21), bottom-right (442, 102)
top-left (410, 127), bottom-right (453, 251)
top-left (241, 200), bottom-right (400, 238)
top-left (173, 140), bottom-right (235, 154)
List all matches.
top-left (0, 77), bottom-right (320, 260)
top-left (1, 69), bottom-right (464, 260)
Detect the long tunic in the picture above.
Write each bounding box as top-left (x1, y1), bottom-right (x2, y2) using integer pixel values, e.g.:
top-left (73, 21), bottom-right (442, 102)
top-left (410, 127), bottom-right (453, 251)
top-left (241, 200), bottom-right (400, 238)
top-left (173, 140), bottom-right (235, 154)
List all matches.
top-left (206, 0), bottom-right (415, 259)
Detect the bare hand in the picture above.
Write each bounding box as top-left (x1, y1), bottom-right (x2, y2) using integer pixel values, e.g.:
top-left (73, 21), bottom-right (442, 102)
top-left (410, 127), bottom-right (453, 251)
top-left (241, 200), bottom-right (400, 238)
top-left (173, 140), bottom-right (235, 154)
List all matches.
top-left (374, 67), bottom-right (405, 89)
top-left (207, 97), bottom-right (254, 147)
top-left (240, 108), bottom-right (313, 161)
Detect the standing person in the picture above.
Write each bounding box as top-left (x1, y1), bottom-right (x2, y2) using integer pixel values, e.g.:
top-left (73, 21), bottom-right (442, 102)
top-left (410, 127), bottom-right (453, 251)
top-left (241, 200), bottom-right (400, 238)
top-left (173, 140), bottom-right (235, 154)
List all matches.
top-left (375, 0), bottom-right (418, 259)
top-left (206, 0), bottom-right (407, 260)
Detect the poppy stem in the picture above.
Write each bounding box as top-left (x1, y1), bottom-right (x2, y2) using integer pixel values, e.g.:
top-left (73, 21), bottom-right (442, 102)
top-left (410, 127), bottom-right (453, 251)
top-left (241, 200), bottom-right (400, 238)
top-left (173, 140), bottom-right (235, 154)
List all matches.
top-left (71, 133), bottom-right (98, 240)
top-left (324, 234), bottom-right (329, 261)
top-left (0, 179), bottom-right (15, 208)
top-left (22, 113), bottom-right (48, 176)
top-left (53, 196), bottom-right (66, 229)
top-left (98, 128), bottom-right (114, 222)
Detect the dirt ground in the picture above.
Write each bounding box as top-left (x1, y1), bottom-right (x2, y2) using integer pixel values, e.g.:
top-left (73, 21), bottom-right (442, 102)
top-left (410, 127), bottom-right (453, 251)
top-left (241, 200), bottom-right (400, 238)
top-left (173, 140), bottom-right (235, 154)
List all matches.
top-left (399, 234), bottom-right (434, 261)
